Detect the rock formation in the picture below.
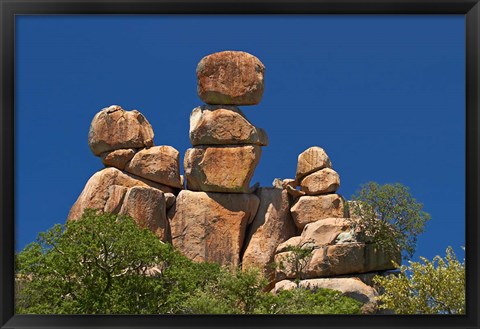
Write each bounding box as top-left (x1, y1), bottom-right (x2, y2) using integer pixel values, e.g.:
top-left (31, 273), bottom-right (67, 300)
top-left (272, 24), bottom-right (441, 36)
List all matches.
top-left (68, 50), bottom-right (400, 313)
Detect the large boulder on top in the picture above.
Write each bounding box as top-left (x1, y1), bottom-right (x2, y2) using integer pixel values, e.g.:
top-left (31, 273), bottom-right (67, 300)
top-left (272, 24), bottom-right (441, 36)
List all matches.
top-left (296, 146), bottom-right (332, 182)
top-left (196, 51), bottom-right (265, 105)
top-left (189, 105), bottom-right (268, 146)
top-left (68, 167), bottom-right (174, 221)
top-left (169, 190), bottom-right (260, 268)
top-left (124, 146), bottom-right (182, 189)
top-left (242, 188), bottom-right (296, 276)
top-left (88, 105), bottom-right (154, 156)
top-left (291, 194), bottom-right (346, 230)
top-left (300, 168), bottom-right (340, 195)
top-left (118, 186), bottom-right (169, 241)
top-left (184, 145), bottom-right (261, 193)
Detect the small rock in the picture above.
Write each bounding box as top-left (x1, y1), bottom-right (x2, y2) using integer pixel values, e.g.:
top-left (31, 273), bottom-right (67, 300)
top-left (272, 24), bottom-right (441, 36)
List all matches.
top-left (164, 193), bottom-right (176, 210)
top-left (100, 148), bottom-right (136, 170)
top-left (285, 185), bottom-right (305, 198)
top-left (197, 51), bottom-right (265, 105)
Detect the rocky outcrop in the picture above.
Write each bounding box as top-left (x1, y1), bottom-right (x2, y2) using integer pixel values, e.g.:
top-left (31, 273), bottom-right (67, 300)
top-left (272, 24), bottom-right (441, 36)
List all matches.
top-left (67, 51), bottom-right (401, 314)
top-left (274, 219), bottom-right (400, 280)
top-left (88, 105), bottom-right (154, 156)
top-left (68, 167), bottom-right (174, 221)
top-left (169, 190), bottom-right (260, 267)
top-left (190, 105), bottom-right (268, 146)
top-left (241, 188), bottom-right (296, 276)
top-left (196, 51), bottom-right (265, 105)
top-left (125, 146), bottom-right (182, 189)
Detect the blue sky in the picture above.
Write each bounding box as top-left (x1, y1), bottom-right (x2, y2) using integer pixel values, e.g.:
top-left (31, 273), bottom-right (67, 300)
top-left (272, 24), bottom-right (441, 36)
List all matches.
top-left (15, 15), bottom-right (465, 264)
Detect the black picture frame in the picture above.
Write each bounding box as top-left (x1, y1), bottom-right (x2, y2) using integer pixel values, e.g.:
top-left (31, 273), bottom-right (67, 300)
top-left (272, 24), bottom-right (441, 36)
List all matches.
top-left (1, 1), bottom-right (478, 328)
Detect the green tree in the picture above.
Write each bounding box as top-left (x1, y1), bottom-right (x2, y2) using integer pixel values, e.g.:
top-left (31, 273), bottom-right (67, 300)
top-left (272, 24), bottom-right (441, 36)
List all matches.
top-left (182, 267), bottom-right (269, 314)
top-left (348, 182), bottom-right (431, 260)
top-left (373, 247), bottom-right (465, 314)
top-left (181, 267), bottom-right (362, 315)
top-left (262, 287), bottom-right (362, 314)
top-left (16, 209), bottom-right (221, 314)
top-left (276, 242), bottom-right (315, 287)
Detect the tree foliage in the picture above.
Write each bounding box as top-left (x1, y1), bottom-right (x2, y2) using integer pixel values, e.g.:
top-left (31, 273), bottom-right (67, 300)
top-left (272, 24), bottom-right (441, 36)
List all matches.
top-left (16, 209), bottom-right (363, 315)
top-left (15, 209), bottom-right (221, 314)
top-left (275, 241), bottom-right (315, 287)
top-left (348, 182), bottom-right (431, 260)
top-left (373, 247), bottom-right (465, 314)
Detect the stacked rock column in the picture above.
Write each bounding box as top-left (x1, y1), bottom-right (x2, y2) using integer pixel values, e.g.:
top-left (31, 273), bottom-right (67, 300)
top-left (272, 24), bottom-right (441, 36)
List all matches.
top-left (69, 105), bottom-right (183, 242)
top-left (169, 51), bottom-right (268, 268)
top-left (272, 146), bottom-right (400, 313)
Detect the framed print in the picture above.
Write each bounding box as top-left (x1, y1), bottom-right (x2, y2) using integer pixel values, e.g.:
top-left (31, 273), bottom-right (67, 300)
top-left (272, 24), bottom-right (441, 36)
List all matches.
top-left (1, 1), bottom-right (479, 329)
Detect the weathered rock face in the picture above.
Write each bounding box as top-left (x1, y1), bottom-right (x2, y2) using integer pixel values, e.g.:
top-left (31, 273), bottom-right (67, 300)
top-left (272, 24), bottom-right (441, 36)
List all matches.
top-left (196, 51), bottom-right (265, 105)
top-left (88, 105), bottom-right (154, 156)
top-left (103, 185), bottom-right (128, 214)
top-left (169, 190), bottom-right (260, 267)
top-left (189, 105), bottom-right (268, 146)
top-left (100, 148), bottom-right (136, 170)
top-left (119, 186), bottom-right (169, 241)
top-left (300, 168), bottom-right (340, 195)
top-left (125, 146), bottom-right (182, 189)
top-left (242, 188), bottom-right (296, 275)
top-left (291, 194), bottom-right (346, 230)
top-left (273, 278), bottom-right (378, 313)
top-left (276, 218), bottom-right (351, 251)
top-left (184, 145), bottom-right (261, 193)
top-left (68, 167), bottom-right (174, 221)
top-left (275, 243), bottom-right (366, 279)
top-left (274, 216), bottom-right (400, 281)
top-left (275, 242), bottom-right (399, 281)
top-left (296, 146), bottom-right (332, 182)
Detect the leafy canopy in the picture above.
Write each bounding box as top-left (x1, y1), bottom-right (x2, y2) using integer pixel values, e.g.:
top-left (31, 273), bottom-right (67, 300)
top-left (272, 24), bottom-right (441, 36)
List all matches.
top-left (349, 182), bottom-right (431, 260)
top-left (16, 209), bottom-right (362, 315)
top-left (15, 209), bottom-right (221, 314)
top-left (373, 247), bottom-right (465, 314)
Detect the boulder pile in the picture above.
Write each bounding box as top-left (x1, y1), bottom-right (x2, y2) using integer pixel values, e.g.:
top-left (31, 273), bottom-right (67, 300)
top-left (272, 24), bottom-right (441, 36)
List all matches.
top-left (68, 50), bottom-right (399, 312)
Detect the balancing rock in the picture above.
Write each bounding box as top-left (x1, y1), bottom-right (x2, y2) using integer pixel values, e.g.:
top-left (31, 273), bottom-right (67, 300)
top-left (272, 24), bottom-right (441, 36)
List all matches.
top-left (189, 105), bottom-right (268, 146)
top-left (197, 51), bottom-right (265, 105)
top-left (88, 105), bottom-right (154, 156)
top-left (300, 168), bottom-right (340, 195)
